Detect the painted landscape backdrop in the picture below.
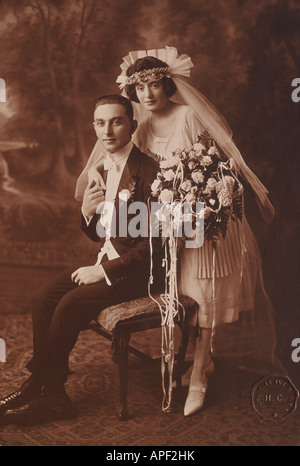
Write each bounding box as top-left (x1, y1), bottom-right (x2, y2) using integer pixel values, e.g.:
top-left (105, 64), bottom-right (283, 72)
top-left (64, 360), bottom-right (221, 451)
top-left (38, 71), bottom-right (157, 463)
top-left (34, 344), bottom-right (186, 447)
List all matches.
top-left (0, 0), bottom-right (299, 375)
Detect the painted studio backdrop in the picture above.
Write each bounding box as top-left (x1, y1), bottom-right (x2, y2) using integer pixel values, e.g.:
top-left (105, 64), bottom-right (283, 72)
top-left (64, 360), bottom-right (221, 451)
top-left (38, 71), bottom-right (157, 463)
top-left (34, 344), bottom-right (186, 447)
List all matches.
top-left (0, 0), bottom-right (299, 384)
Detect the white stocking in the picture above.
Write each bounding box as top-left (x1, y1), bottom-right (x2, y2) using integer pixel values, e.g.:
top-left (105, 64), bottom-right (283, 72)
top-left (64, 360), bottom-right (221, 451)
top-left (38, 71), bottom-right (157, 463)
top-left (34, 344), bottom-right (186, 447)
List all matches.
top-left (189, 327), bottom-right (213, 389)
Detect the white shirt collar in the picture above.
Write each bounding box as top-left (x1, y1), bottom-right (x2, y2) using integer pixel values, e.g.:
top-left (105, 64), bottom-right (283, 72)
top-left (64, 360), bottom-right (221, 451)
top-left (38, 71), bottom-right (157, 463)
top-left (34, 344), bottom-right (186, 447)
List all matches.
top-left (104, 141), bottom-right (133, 170)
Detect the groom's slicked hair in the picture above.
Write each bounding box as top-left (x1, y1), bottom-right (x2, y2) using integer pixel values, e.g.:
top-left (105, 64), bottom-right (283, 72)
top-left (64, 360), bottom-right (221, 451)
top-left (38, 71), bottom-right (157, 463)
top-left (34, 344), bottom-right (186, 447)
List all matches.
top-left (125, 56), bottom-right (177, 103)
top-left (94, 94), bottom-right (134, 121)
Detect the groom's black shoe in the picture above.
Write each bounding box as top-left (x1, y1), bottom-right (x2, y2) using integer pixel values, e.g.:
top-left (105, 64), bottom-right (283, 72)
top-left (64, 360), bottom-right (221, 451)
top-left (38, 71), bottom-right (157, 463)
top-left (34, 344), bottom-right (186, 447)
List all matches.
top-left (2, 391), bottom-right (77, 425)
top-left (0, 377), bottom-right (42, 416)
top-left (0, 390), bottom-right (26, 416)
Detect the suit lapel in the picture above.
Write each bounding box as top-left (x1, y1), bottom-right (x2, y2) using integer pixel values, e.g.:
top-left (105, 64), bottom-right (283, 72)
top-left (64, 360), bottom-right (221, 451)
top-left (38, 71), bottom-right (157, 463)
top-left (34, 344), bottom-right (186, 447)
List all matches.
top-left (112, 145), bottom-right (140, 237)
top-left (116, 144), bottom-right (140, 200)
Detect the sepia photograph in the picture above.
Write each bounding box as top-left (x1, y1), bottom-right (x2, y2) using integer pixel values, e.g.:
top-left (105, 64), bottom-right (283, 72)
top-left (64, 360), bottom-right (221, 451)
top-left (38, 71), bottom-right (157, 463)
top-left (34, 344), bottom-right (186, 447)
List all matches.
top-left (0, 0), bottom-right (299, 449)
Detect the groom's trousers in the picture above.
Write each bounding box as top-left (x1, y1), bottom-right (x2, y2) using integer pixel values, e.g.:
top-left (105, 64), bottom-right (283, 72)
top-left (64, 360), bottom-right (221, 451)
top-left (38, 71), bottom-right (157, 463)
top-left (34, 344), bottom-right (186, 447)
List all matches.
top-left (26, 259), bottom-right (149, 387)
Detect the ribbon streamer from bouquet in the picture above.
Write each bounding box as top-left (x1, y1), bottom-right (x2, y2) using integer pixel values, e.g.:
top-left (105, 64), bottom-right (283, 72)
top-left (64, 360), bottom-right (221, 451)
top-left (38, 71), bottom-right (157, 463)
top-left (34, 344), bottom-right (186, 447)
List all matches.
top-left (148, 163), bottom-right (186, 412)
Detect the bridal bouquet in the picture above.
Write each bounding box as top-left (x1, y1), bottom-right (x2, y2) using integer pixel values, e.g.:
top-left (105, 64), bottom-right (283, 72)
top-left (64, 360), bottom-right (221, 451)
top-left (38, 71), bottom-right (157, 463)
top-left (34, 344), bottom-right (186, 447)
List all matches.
top-left (149, 135), bottom-right (244, 413)
top-left (151, 134), bottom-right (244, 247)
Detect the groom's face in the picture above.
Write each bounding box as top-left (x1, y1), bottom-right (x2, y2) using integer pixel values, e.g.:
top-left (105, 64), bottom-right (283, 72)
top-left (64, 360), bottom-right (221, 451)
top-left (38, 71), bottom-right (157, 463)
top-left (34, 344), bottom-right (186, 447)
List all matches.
top-left (93, 103), bottom-right (133, 154)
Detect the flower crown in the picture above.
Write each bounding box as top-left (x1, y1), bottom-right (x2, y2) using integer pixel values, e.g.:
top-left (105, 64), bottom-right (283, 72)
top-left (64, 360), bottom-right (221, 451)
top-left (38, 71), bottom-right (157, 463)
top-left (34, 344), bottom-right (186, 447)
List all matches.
top-left (124, 67), bottom-right (171, 86)
top-left (116, 46), bottom-right (194, 90)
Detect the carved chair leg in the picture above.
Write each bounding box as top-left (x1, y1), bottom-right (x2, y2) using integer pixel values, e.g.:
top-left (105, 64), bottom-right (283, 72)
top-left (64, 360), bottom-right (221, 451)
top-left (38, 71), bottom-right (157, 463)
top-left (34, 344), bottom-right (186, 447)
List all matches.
top-left (117, 330), bottom-right (131, 421)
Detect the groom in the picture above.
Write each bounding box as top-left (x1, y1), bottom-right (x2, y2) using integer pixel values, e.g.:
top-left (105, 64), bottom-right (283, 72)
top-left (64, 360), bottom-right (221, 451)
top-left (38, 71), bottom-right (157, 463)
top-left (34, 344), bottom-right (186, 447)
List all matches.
top-left (0, 94), bottom-right (162, 424)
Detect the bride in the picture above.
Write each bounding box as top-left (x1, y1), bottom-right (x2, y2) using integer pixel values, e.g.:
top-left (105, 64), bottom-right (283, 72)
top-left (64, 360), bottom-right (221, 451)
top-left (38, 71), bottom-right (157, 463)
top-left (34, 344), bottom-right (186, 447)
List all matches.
top-left (75, 46), bottom-right (281, 417)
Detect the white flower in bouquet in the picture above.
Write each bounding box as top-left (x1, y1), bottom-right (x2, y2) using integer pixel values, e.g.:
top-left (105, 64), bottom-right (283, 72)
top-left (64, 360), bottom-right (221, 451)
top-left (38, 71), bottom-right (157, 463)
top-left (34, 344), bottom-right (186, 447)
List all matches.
top-left (188, 149), bottom-right (196, 158)
top-left (208, 178), bottom-right (217, 188)
top-left (203, 178), bottom-right (217, 194)
top-left (160, 157), bottom-right (180, 170)
top-left (199, 155), bottom-right (213, 166)
top-left (163, 169), bottom-right (176, 181)
top-left (185, 192), bottom-right (196, 203)
top-left (151, 179), bottom-right (162, 194)
top-left (180, 180), bottom-right (193, 192)
top-left (193, 142), bottom-right (206, 153)
top-left (207, 146), bottom-right (217, 155)
top-left (188, 160), bottom-right (196, 170)
top-left (159, 189), bottom-right (173, 203)
top-left (191, 170), bottom-right (204, 184)
top-left (224, 175), bottom-right (235, 192)
top-left (218, 189), bottom-right (232, 207)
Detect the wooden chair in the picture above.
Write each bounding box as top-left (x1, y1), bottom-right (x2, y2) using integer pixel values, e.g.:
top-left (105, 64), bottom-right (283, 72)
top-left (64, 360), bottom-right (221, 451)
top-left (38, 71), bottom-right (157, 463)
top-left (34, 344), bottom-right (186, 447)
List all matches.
top-left (89, 294), bottom-right (198, 420)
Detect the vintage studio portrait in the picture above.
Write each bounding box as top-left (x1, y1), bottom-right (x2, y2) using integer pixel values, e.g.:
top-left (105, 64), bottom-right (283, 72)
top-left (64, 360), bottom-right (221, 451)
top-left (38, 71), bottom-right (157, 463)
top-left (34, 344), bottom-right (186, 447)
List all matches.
top-left (0, 0), bottom-right (299, 448)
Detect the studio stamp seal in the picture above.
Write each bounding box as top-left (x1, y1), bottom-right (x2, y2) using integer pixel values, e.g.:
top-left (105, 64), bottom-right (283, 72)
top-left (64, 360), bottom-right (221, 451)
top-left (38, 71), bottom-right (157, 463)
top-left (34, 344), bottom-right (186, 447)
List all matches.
top-left (251, 373), bottom-right (299, 420)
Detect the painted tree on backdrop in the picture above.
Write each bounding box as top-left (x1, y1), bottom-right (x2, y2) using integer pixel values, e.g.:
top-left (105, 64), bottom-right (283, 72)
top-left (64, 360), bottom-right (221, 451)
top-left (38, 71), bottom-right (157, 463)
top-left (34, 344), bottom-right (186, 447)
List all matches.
top-left (0, 0), bottom-right (150, 188)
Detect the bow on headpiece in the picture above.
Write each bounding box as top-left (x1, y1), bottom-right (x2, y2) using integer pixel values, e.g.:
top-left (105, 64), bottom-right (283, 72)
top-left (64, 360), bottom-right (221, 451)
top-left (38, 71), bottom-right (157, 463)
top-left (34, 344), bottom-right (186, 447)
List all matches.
top-left (116, 46), bottom-right (194, 89)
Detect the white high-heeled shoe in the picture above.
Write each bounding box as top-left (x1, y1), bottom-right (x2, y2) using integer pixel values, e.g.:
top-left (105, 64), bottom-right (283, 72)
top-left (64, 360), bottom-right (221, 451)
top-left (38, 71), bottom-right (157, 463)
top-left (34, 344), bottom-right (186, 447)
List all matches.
top-left (183, 360), bottom-right (214, 416)
top-left (184, 385), bottom-right (207, 416)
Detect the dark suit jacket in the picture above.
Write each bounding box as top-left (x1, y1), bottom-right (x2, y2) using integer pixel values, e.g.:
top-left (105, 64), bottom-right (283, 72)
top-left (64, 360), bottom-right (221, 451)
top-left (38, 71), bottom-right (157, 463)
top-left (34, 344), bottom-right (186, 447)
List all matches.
top-left (81, 144), bottom-right (163, 288)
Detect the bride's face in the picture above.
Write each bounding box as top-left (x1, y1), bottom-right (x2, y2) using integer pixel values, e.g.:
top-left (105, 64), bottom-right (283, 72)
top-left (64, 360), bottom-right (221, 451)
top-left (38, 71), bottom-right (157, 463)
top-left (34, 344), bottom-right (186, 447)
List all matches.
top-left (135, 80), bottom-right (169, 112)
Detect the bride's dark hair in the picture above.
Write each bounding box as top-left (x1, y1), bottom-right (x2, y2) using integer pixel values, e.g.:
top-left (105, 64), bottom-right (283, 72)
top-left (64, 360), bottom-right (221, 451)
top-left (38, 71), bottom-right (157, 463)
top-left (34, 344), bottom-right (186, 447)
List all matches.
top-left (125, 56), bottom-right (177, 103)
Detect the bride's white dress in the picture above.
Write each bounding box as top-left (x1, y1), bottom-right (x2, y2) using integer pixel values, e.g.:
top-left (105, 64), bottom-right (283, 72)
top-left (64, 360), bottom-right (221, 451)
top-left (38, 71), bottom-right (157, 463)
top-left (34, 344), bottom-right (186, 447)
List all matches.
top-left (135, 105), bottom-right (256, 328)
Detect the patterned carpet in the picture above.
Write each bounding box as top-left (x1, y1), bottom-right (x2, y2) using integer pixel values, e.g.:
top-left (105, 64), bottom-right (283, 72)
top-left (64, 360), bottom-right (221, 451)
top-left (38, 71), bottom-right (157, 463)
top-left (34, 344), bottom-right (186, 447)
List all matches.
top-left (0, 313), bottom-right (299, 446)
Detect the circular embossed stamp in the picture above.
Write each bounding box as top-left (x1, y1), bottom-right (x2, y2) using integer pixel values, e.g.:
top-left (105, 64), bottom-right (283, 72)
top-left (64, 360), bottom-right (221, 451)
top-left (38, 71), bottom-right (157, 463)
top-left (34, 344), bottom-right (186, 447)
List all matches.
top-left (251, 373), bottom-right (299, 420)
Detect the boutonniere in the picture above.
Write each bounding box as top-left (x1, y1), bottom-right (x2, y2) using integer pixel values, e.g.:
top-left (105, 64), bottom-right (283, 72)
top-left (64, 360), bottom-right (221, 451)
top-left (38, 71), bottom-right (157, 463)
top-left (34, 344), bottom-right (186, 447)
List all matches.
top-left (120, 178), bottom-right (136, 200)
top-left (119, 173), bottom-right (136, 203)
top-left (119, 188), bottom-right (132, 202)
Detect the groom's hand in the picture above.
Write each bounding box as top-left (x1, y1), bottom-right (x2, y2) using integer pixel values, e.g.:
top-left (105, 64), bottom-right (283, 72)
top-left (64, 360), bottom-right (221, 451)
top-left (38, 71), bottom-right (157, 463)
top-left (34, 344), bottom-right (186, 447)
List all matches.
top-left (82, 180), bottom-right (105, 220)
top-left (71, 265), bottom-right (105, 286)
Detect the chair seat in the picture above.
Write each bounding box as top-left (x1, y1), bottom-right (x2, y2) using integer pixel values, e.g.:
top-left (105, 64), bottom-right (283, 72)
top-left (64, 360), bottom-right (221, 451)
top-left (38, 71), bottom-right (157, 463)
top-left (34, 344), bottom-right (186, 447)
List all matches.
top-left (90, 293), bottom-right (198, 420)
top-left (96, 293), bottom-right (198, 332)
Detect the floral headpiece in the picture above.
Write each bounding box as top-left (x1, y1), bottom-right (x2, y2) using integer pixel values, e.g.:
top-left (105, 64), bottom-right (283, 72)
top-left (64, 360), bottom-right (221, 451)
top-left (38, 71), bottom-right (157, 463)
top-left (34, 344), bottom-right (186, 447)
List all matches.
top-left (116, 46), bottom-right (194, 90)
top-left (124, 67), bottom-right (171, 86)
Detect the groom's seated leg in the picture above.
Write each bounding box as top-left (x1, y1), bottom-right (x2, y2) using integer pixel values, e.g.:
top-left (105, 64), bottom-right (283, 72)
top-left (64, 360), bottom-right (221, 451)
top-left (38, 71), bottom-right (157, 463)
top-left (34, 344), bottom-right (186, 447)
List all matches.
top-left (1, 269), bottom-right (149, 424)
